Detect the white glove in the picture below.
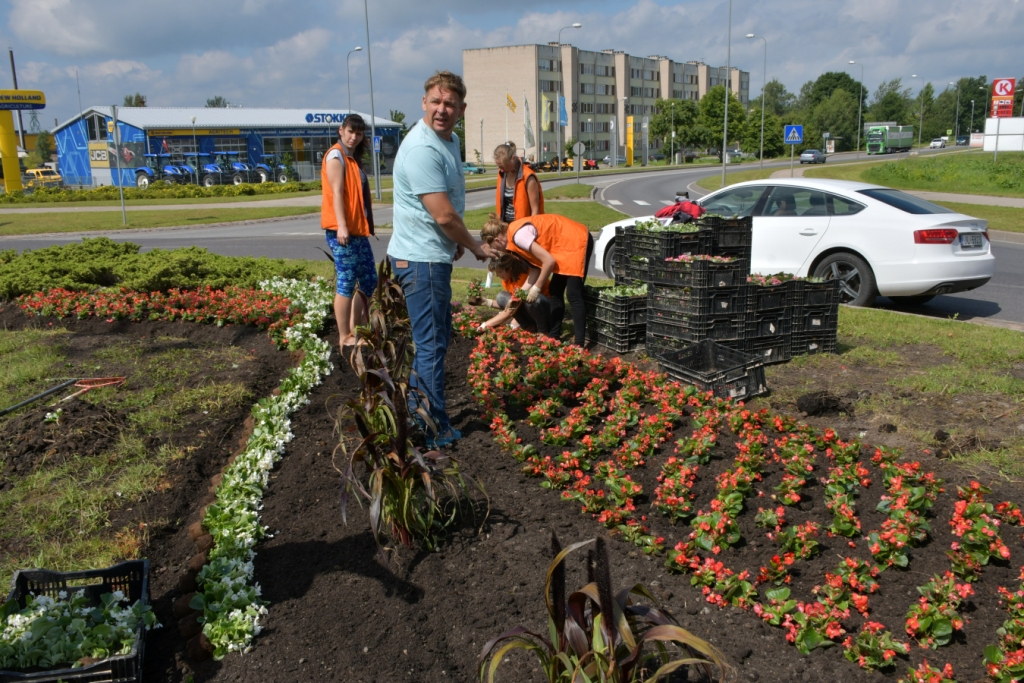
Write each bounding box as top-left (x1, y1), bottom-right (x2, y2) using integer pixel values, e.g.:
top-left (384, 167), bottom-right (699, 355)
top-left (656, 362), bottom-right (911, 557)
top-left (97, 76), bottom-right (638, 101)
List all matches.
top-left (478, 322), bottom-right (488, 331)
top-left (509, 319), bottom-right (521, 330)
top-left (526, 285), bottom-right (542, 303)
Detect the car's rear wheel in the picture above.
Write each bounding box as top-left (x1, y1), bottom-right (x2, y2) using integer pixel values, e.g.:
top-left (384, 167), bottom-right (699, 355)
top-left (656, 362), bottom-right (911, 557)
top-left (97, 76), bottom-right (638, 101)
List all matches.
top-left (603, 241), bottom-right (618, 281)
top-left (813, 252), bottom-right (878, 307)
top-left (889, 295), bottom-right (935, 307)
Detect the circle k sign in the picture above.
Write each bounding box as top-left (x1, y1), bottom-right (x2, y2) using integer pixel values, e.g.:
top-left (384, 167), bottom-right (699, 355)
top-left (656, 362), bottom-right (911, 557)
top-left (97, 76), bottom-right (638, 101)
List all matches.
top-left (992, 78), bottom-right (1015, 97)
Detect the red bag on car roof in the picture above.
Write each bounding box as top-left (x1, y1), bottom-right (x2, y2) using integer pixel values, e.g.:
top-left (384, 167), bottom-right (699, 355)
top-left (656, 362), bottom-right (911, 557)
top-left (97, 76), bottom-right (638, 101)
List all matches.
top-left (655, 200), bottom-right (705, 220)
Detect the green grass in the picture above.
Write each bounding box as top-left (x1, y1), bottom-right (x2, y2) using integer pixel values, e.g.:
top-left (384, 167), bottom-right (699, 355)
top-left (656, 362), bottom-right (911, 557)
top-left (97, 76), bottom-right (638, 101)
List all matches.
top-left (463, 200), bottom-right (626, 232)
top-left (0, 327), bottom-right (69, 409)
top-left (544, 184), bottom-right (594, 199)
top-left (934, 202), bottom-right (1024, 234)
top-left (0, 191), bottom-right (322, 208)
top-left (0, 206), bottom-right (319, 235)
top-left (802, 159), bottom-right (889, 182)
top-left (696, 167), bottom-right (777, 191)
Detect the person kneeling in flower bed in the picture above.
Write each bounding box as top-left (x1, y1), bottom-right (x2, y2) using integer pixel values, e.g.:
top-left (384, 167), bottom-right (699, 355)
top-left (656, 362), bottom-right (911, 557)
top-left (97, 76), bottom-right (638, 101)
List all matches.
top-left (474, 254), bottom-right (552, 334)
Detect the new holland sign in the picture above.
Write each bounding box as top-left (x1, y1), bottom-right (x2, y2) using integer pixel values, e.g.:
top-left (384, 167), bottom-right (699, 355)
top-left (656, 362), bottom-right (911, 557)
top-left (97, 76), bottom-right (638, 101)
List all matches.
top-left (0, 89), bottom-right (45, 110)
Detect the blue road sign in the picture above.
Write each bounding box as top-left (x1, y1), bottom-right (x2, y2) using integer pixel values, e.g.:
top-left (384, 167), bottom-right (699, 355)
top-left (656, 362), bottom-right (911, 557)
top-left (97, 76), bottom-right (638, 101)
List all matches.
top-left (784, 125), bottom-right (803, 144)
top-left (373, 136), bottom-right (382, 153)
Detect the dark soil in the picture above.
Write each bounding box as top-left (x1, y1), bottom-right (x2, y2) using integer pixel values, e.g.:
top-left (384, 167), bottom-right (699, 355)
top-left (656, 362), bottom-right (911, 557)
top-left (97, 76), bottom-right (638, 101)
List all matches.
top-left (140, 332), bottom-right (1024, 683)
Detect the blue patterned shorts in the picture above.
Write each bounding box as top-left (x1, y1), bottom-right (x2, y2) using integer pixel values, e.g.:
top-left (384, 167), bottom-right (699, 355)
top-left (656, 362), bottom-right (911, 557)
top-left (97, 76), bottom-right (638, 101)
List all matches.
top-left (325, 231), bottom-right (378, 298)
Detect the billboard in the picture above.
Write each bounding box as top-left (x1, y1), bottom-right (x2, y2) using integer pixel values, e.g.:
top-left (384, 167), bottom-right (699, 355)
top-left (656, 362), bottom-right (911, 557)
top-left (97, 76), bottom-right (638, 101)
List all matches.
top-left (992, 78), bottom-right (1016, 118)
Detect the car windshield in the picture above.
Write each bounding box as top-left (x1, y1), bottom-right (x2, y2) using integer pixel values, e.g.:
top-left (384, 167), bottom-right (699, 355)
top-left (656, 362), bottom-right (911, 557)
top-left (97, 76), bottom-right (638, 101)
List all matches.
top-left (858, 189), bottom-right (955, 214)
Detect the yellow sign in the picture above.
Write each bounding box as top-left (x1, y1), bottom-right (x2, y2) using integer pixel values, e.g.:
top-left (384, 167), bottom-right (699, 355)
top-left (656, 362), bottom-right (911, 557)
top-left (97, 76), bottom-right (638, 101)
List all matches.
top-left (506, 94), bottom-right (517, 113)
top-left (148, 129), bottom-right (241, 136)
top-left (0, 89), bottom-right (45, 110)
top-left (107, 121), bottom-right (114, 133)
top-left (625, 115), bottom-right (634, 167)
top-left (89, 142), bottom-right (110, 169)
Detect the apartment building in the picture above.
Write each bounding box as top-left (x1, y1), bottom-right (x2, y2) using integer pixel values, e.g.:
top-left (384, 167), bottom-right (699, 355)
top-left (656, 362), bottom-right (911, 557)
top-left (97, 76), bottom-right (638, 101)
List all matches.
top-left (463, 44), bottom-right (748, 163)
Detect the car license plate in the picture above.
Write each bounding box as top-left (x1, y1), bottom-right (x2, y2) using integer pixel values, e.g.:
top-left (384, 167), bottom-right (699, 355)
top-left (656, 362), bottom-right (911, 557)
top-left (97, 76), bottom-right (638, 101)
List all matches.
top-left (960, 233), bottom-right (983, 249)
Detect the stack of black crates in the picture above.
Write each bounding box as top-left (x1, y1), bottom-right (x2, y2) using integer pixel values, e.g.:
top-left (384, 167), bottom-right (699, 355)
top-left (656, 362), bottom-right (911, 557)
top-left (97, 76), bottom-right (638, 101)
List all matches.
top-left (588, 214), bottom-right (839, 397)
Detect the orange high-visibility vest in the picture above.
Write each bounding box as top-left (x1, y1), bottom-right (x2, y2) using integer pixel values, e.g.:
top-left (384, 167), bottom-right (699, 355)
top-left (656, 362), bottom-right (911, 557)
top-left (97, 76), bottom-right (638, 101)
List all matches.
top-left (500, 270), bottom-right (550, 296)
top-left (506, 214), bottom-right (589, 279)
top-left (495, 162), bottom-right (544, 221)
top-left (320, 143), bottom-right (370, 236)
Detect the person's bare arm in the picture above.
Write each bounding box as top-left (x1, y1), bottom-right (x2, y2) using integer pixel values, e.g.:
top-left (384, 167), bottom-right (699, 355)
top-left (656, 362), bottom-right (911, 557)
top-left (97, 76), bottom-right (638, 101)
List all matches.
top-left (420, 192), bottom-right (487, 260)
top-left (526, 175), bottom-right (542, 216)
top-left (525, 242), bottom-right (557, 289)
top-left (480, 300), bottom-right (520, 330)
top-left (325, 155), bottom-right (348, 244)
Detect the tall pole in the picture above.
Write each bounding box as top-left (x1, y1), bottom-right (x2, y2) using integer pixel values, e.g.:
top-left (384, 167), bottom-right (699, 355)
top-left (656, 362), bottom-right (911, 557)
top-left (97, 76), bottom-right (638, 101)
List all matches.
top-left (720, 0), bottom-right (732, 188)
top-left (111, 105), bottom-right (127, 226)
top-left (362, 0), bottom-right (380, 199)
top-left (555, 23), bottom-right (582, 178)
top-left (670, 102), bottom-right (674, 165)
top-left (191, 116), bottom-right (198, 185)
top-left (479, 118), bottom-right (483, 164)
top-left (969, 100), bottom-right (975, 135)
top-left (8, 48), bottom-right (25, 149)
top-left (912, 74), bottom-right (924, 149)
top-left (951, 82), bottom-right (960, 139)
top-left (849, 61), bottom-right (863, 159)
top-left (75, 68), bottom-right (83, 115)
top-left (747, 34), bottom-right (766, 169)
top-left (346, 47), bottom-right (361, 113)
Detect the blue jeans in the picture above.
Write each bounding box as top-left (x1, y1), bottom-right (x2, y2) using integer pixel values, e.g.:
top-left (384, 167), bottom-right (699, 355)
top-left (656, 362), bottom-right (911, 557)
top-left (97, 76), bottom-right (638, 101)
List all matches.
top-left (389, 258), bottom-right (453, 432)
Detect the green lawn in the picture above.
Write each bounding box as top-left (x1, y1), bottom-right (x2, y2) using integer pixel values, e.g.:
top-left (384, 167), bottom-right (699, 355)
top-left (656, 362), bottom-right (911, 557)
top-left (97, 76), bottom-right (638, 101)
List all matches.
top-left (0, 191), bottom-right (322, 208)
top-left (463, 200), bottom-right (626, 231)
top-left (0, 206), bottom-right (319, 236)
top-left (935, 202), bottom-right (1024, 234)
top-left (696, 167), bottom-right (777, 191)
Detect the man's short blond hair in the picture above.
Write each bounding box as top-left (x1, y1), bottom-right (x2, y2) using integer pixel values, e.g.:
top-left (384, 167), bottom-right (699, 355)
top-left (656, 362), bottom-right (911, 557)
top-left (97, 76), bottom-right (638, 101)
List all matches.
top-left (424, 70), bottom-right (466, 102)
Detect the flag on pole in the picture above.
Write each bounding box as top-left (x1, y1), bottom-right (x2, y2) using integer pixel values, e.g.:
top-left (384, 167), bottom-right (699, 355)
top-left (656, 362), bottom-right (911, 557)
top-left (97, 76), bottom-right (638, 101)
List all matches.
top-left (558, 95), bottom-right (567, 127)
top-left (506, 94), bottom-right (517, 113)
top-left (541, 93), bottom-right (551, 131)
top-left (523, 95), bottom-right (535, 147)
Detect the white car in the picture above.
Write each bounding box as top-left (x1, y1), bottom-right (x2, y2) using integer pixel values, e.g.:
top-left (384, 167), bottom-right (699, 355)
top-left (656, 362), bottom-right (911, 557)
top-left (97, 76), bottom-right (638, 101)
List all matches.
top-left (592, 178), bottom-right (994, 307)
top-left (929, 138), bottom-right (946, 149)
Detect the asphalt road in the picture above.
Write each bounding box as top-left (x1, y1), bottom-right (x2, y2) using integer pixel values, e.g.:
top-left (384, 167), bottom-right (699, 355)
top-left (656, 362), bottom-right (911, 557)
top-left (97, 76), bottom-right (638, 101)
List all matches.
top-left (4, 148), bottom-right (1020, 327)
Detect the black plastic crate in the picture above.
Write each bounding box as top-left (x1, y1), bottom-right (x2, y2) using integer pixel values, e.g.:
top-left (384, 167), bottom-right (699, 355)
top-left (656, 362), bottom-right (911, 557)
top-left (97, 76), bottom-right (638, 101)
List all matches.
top-left (696, 216), bottom-right (753, 254)
top-left (1, 560), bottom-right (149, 683)
top-left (657, 340), bottom-right (768, 400)
top-left (793, 305), bottom-right (837, 334)
top-left (584, 288), bottom-right (646, 326)
top-left (647, 314), bottom-right (744, 344)
top-left (792, 330), bottom-right (838, 356)
top-left (623, 256), bottom-right (649, 283)
top-left (795, 279), bottom-right (840, 308)
top-left (626, 228), bottom-right (703, 262)
top-left (647, 284), bottom-right (747, 317)
top-left (744, 308), bottom-right (793, 338)
top-left (646, 257), bottom-right (750, 289)
top-left (745, 334), bottom-right (793, 365)
top-left (586, 319), bottom-right (646, 353)
top-left (747, 280), bottom-right (797, 312)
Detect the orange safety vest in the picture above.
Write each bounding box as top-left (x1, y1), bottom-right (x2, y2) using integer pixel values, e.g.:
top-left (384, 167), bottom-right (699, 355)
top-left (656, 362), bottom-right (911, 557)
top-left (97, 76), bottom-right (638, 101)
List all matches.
top-left (500, 270), bottom-right (550, 296)
top-left (506, 214), bottom-right (589, 279)
top-left (495, 162), bottom-right (544, 220)
top-left (320, 143), bottom-right (370, 236)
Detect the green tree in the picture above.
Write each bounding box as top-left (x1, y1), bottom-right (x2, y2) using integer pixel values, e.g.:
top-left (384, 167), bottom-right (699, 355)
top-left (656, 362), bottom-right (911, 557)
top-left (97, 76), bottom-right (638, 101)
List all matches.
top-left (739, 106), bottom-right (784, 158)
top-left (699, 85), bottom-right (746, 151)
top-left (205, 96), bottom-right (230, 108)
top-left (1016, 77), bottom-right (1024, 118)
top-left (649, 98), bottom-right (705, 151)
top-left (951, 76), bottom-right (989, 134)
top-left (122, 92), bottom-right (146, 107)
top-left (793, 80), bottom-right (816, 112)
top-left (868, 78), bottom-right (912, 124)
top-left (34, 130), bottom-right (54, 161)
top-left (453, 117), bottom-right (466, 161)
top-left (810, 72), bottom-right (866, 110)
top-left (909, 82), bottom-right (935, 145)
top-left (389, 109), bottom-right (408, 140)
top-left (811, 88), bottom-right (859, 152)
top-left (754, 78), bottom-right (795, 116)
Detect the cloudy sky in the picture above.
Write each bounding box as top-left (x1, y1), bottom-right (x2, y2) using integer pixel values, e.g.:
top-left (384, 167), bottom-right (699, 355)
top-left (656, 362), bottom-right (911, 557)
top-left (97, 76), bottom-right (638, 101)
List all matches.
top-left (3, 0), bottom-right (1021, 129)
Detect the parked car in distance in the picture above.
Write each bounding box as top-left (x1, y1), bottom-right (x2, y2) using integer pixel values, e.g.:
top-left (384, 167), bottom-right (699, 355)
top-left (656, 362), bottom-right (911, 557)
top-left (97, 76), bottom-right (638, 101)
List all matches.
top-left (462, 162), bottom-right (486, 174)
top-left (929, 138), bottom-right (946, 149)
top-left (592, 178), bottom-right (994, 308)
top-left (24, 167), bottom-right (63, 189)
top-left (799, 149), bottom-right (826, 164)
top-left (602, 155), bottom-right (628, 165)
top-left (955, 135), bottom-right (969, 146)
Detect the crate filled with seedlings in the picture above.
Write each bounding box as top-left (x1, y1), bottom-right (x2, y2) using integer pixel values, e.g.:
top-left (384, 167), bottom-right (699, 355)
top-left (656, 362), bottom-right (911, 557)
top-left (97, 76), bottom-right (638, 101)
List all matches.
top-left (695, 214), bottom-right (753, 261)
top-left (0, 560), bottom-right (155, 683)
top-left (584, 283), bottom-right (647, 326)
top-left (624, 218), bottom-right (703, 263)
top-left (585, 317), bottom-right (646, 354)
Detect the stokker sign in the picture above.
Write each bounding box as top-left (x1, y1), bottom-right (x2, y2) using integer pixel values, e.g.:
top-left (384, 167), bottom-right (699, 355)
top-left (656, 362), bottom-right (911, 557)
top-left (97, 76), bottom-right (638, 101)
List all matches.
top-left (991, 78), bottom-right (1016, 118)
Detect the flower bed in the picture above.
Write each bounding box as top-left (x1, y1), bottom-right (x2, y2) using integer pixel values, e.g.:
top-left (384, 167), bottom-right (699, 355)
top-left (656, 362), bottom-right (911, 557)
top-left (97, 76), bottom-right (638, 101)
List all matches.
top-left (467, 326), bottom-right (1024, 680)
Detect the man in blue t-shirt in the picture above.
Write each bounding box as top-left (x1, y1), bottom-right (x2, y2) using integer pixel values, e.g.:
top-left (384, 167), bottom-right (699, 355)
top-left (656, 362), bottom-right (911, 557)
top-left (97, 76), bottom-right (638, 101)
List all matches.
top-left (389, 70), bottom-right (489, 449)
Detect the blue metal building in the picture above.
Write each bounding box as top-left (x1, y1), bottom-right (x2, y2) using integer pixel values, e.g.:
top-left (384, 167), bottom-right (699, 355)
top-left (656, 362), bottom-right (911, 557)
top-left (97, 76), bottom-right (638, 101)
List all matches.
top-left (53, 106), bottom-right (402, 187)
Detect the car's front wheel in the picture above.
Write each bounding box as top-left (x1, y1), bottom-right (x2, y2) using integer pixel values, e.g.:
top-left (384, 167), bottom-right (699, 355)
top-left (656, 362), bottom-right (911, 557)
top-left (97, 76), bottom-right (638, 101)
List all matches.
top-left (813, 252), bottom-right (878, 307)
top-left (889, 295), bottom-right (935, 307)
top-left (603, 241), bottom-right (618, 281)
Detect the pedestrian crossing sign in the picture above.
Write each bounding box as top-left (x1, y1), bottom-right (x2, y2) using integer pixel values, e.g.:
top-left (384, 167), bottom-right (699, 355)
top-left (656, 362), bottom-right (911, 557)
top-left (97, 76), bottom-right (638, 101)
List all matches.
top-left (784, 125), bottom-right (803, 144)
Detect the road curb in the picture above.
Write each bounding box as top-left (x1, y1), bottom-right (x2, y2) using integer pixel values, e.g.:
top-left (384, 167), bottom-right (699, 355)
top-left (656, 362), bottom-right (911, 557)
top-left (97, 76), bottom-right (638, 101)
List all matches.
top-left (1, 213), bottom-right (322, 241)
top-left (990, 230), bottom-right (1024, 245)
top-left (858, 304), bottom-right (1024, 334)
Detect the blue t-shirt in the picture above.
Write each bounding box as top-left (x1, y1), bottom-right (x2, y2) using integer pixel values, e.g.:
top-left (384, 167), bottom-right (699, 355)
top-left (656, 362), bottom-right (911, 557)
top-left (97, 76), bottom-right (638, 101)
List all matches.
top-left (388, 120), bottom-right (465, 263)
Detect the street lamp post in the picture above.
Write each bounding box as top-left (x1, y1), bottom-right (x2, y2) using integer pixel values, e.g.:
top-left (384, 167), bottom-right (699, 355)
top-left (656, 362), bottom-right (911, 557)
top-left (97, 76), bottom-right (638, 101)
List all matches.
top-left (670, 102), bottom-right (675, 165)
top-left (618, 96), bottom-right (628, 167)
top-left (555, 22), bottom-right (582, 177)
top-left (969, 100), bottom-right (975, 135)
top-left (588, 118), bottom-right (593, 162)
top-left (191, 115), bottom-right (198, 185)
top-left (849, 61), bottom-right (864, 159)
top-left (912, 74), bottom-right (924, 149)
top-left (346, 46), bottom-right (362, 113)
top-left (479, 118), bottom-right (483, 164)
top-left (362, 0), bottom-right (380, 200)
top-left (746, 34), bottom-right (766, 169)
top-left (720, 0), bottom-right (732, 188)
top-left (950, 81), bottom-right (961, 139)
